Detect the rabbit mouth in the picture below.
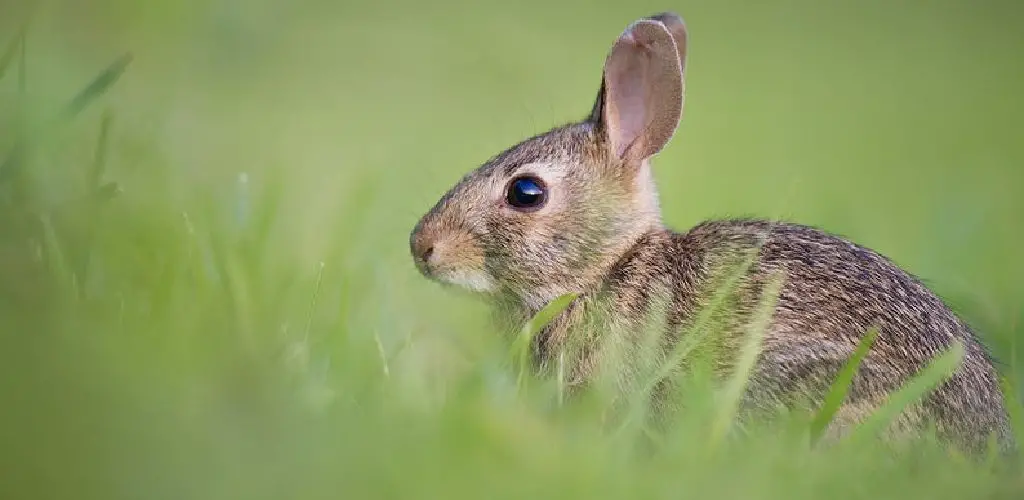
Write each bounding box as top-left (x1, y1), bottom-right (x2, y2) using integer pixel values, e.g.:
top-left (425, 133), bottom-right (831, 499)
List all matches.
top-left (411, 227), bottom-right (494, 293)
top-left (411, 249), bottom-right (492, 293)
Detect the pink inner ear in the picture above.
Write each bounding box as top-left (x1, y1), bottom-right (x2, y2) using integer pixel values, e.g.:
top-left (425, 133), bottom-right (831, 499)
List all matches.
top-left (600, 20), bottom-right (683, 162)
top-left (605, 36), bottom-right (653, 159)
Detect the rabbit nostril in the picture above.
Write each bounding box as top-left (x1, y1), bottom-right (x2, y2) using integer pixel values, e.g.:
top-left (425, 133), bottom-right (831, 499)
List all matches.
top-left (410, 230), bottom-right (435, 266)
top-left (410, 234), bottom-right (436, 276)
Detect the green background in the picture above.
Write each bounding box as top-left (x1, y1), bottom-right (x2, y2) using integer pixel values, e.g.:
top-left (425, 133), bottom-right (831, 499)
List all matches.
top-left (1, 0), bottom-right (1022, 498)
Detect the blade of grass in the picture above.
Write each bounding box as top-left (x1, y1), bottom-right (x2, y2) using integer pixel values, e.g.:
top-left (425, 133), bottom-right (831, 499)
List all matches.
top-left (88, 111), bottom-right (114, 188)
top-left (809, 327), bottom-right (880, 445)
top-left (193, 195), bottom-right (256, 352)
top-left (38, 213), bottom-right (77, 300)
top-left (0, 24), bottom-right (27, 82)
top-left (2, 55), bottom-right (132, 185)
top-left (512, 292), bottom-right (579, 392)
top-left (647, 250), bottom-right (760, 393)
top-left (706, 270), bottom-right (785, 450)
top-left (303, 261), bottom-right (326, 343)
top-left (76, 112), bottom-right (117, 296)
top-left (57, 53), bottom-right (133, 122)
top-left (240, 169), bottom-right (284, 261)
top-left (848, 340), bottom-right (966, 444)
top-left (607, 245), bottom-right (766, 443)
top-left (373, 329), bottom-right (390, 379)
top-left (0, 144), bottom-right (28, 196)
top-left (609, 297), bottom-right (672, 441)
top-left (217, 239), bottom-right (256, 352)
top-left (615, 247), bottom-right (762, 437)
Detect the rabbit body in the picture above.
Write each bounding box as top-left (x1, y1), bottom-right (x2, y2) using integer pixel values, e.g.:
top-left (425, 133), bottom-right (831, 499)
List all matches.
top-left (538, 216), bottom-right (1012, 453)
top-left (410, 12), bottom-right (1013, 454)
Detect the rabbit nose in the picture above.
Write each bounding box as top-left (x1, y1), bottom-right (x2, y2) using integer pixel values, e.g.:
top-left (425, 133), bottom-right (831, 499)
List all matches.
top-left (410, 232), bottom-right (436, 272)
top-left (417, 244), bottom-right (435, 264)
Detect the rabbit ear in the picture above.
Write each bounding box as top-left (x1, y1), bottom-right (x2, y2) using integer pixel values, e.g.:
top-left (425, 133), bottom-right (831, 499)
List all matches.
top-left (588, 13), bottom-right (688, 162)
top-left (644, 12), bottom-right (688, 73)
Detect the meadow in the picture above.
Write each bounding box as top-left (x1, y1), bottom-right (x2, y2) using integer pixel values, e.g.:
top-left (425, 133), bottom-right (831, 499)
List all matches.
top-left (1, 0), bottom-right (1023, 498)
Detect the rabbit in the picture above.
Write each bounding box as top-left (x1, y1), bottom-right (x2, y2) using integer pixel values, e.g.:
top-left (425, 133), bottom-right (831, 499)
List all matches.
top-left (409, 12), bottom-right (1014, 455)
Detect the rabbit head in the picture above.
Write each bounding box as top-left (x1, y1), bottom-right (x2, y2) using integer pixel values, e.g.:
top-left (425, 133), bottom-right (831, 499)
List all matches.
top-left (410, 13), bottom-right (688, 312)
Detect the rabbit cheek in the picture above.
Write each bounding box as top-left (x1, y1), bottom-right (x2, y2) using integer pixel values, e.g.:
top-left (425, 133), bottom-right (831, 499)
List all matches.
top-left (488, 216), bottom-right (578, 292)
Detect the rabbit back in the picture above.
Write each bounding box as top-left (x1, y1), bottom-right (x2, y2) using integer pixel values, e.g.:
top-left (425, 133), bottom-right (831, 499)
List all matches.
top-left (570, 218), bottom-right (1014, 453)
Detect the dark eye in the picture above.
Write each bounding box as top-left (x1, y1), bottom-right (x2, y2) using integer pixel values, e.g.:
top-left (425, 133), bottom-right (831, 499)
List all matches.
top-left (506, 176), bottom-right (547, 210)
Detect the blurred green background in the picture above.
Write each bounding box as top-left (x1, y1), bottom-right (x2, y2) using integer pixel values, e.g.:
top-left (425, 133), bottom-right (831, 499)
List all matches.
top-left (1, 0), bottom-right (1023, 498)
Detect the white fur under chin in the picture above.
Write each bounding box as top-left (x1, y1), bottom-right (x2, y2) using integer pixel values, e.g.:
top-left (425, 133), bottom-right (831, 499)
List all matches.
top-left (440, 268), bottom-right (497, 293)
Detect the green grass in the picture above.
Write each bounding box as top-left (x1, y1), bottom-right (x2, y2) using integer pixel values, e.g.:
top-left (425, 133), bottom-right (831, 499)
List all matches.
top-left (2, 1), bottom-right (1024, 498)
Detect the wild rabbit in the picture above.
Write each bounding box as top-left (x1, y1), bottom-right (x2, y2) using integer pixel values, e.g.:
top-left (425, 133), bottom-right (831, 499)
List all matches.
top-left (409, 12), bottom-right (1013, 454)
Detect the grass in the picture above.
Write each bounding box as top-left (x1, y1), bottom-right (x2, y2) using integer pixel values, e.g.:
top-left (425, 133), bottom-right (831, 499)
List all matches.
top-left (809, 328), bottom-right (879, 444)
top-left (2, 1), bottom-right (1024, 499)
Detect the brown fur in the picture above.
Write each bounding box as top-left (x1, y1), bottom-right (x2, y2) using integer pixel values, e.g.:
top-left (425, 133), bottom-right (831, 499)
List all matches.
top-left (409, 12), bottom-right (1013, 455)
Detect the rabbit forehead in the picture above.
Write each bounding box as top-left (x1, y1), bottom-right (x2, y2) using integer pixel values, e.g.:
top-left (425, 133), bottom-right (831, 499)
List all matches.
top-left (498, 160), bottom-right (574, 193)
top-left (448, 125), bottom-right (600, 215)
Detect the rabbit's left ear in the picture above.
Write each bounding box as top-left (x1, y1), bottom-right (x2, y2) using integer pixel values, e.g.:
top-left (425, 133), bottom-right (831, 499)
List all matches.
top-left (588, 13), bottom-right (688, 163)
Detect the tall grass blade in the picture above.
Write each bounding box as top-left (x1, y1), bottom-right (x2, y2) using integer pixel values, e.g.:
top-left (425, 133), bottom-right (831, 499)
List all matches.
top-left (640, 248), bottom-right (761, 401)
top-left (612, 247), bottom-right (762, 441)
top-left (0, 27), bottom-right (28, 186)
top-left (513, 292), bottom-right (578, 392)
top-left (89, 111), bottom-right (114, 188)
top-left (75, 112), bottom-right (116, 294)
top-left (2, 56), bottom-right (131, 185)
top-left (58, 53), bottom-right (133, 122)
top-left (0, 145), bottom-right (26, 190)
top-left (38, 213), bottom-right (76, 299)
top-left (707, 270), bottom-right (785, 450)
top-left (0, 25), bottom-right (27, 82)
top-left (611, 295), bottom-right (672, 441)
top-left (849, 340), bottom-right (965, 443)
top-left (242, 170), bottom-right (285, 260)
top-left (304, 262), bottom-right (326, 342)
top-left (809, 327), bottom-right (880, 445)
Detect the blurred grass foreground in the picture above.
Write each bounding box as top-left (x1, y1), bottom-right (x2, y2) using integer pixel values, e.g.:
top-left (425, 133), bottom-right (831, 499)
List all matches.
top-left (2, 1), bottom-right (1024, 499)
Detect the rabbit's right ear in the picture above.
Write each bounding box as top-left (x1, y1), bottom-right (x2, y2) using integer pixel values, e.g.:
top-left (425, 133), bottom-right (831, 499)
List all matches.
top-left (588, 13), bottom-right (688, 163)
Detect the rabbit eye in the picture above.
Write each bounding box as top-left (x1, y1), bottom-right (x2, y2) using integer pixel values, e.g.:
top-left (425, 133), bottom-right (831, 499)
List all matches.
top-left (506, 176), bottom-right (547, 210)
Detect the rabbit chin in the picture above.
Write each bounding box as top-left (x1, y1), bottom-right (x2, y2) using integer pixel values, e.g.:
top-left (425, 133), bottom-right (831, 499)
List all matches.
top-left (435, 268), bottom-right (497, 293)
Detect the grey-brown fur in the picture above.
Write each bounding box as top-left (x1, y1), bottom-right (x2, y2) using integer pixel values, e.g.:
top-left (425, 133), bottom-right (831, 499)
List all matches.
top-left (560, 220), bottom-right (1011, 453)
top-left (409, 12), bottom-right (1013, 455)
